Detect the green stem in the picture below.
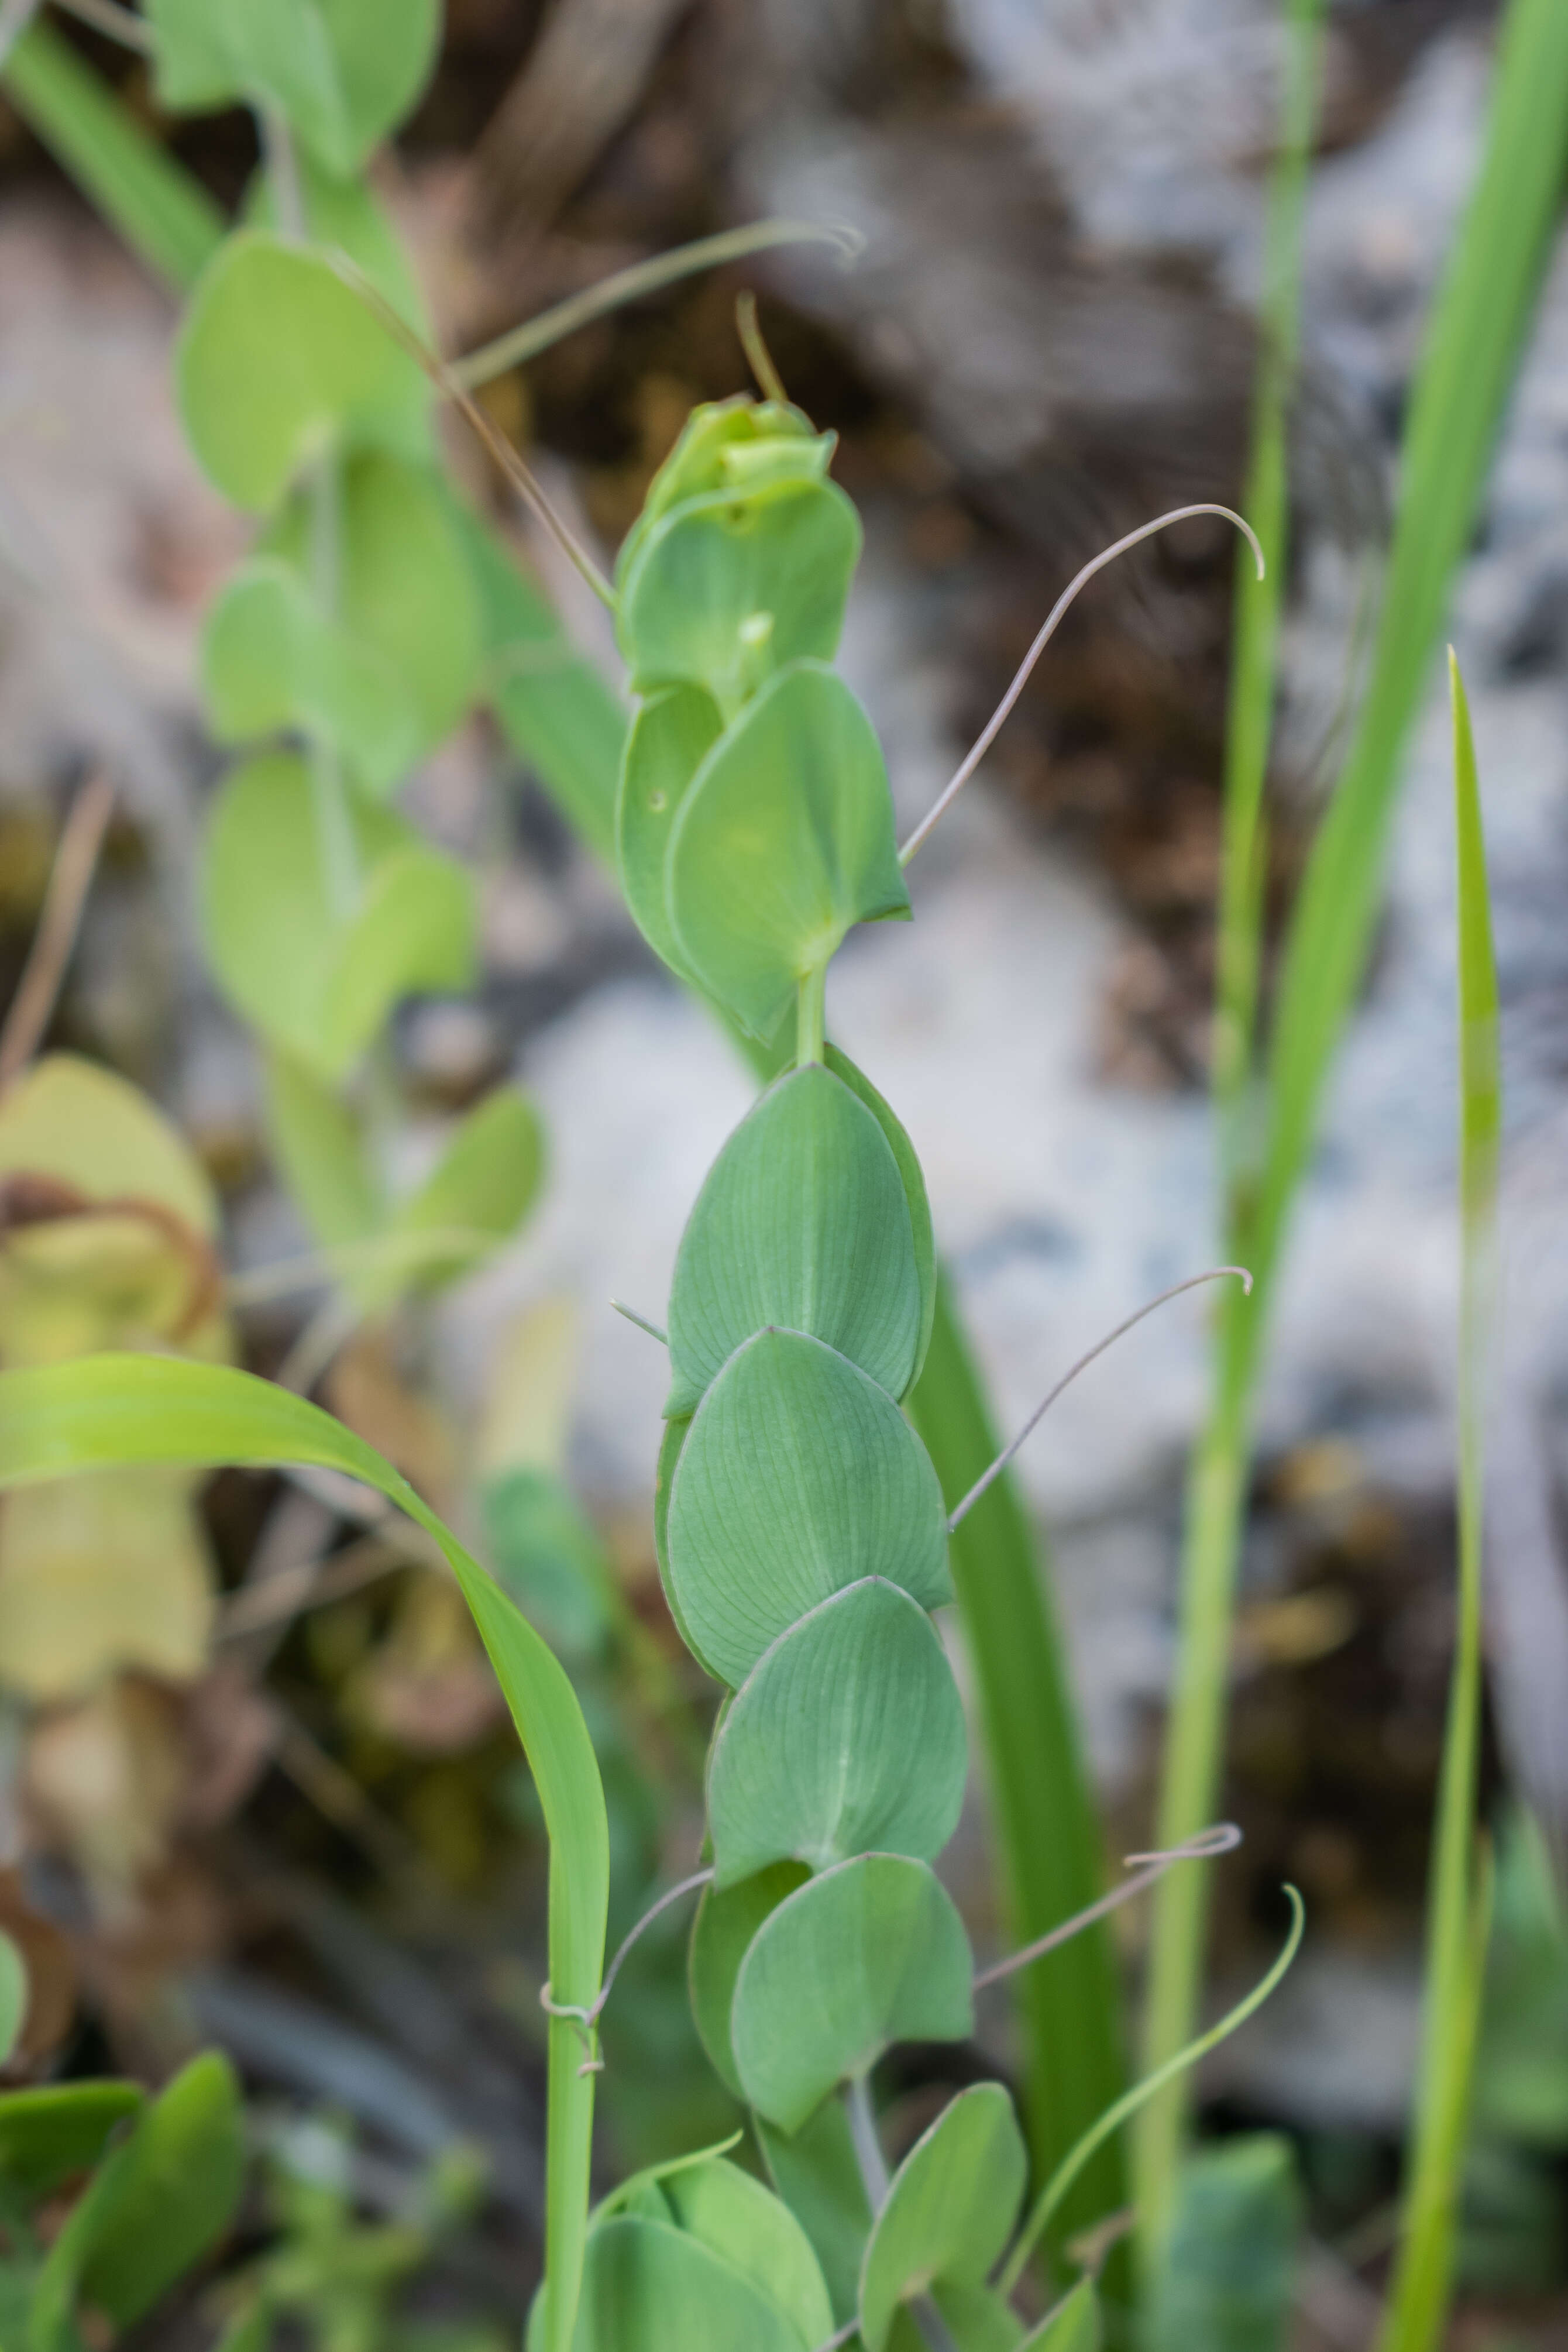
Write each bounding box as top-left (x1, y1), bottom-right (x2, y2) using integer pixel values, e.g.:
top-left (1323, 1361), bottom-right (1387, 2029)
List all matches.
top-left (1134, 0), bottom-right (1323, 2237)
top-left (796, 962), bottom-right (827, 1067)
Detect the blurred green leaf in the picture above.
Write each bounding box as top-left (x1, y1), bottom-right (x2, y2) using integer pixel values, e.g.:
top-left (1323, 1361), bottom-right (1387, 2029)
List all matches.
top-left (709, 1577), bottom-right (965, 1882)
top-left (0, 1934), bottom-right (25, 2069)
top-left (483, 1469), bottom-right (616, 1662)
top-left (1471, 1808), bottom-right (1568, 2143)
top-left (74, 2052), bottom-right (245, 2326)
top-left (386, 1086), bottom-right (544, 1299)
top-left (888, 2282), bottom-right (1026, 2352)
top-left (619, 482), bottom-right (858, 710)
top-left (667, 1330), bottom-right (951, 1689)
top-left (246, 150), bottom-right (430, 332)
top-left (146, 0), bottom-right (244, 109)
top-left (666, 1063), bottom-right (921, 1415)
top-left (262, 453), bottom-right (483, 779)
top-left (219, 0), bottom-right (439, 174)
top-left (667, 663), bottom-right (909, 1042)
top-left (0, 2083), bottom-right (143, 2202)
top-left (732, 1855), bottom-right (973, 2133)
top-left (859, 2084), bottom-right (1028, 2352)
top-left (688, 1863), bottom-right (808, 2102)
top-left (264, 1047), bottom-right (381, 1259)
top-left (201, 752), bottom-right (474, 1079)
top-left (177, 232), bottom-right (427, 511)
top-left (1145, 2135), bottom-right (1302, 2352)
top-left (203, 556), bottom-right (419, 794)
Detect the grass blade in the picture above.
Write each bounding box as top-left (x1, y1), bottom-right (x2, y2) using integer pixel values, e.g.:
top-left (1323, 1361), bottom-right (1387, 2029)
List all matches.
top-left (1139, 0), bottom-right (1568, 2223)
top-left (1, 20), bottom-right (223, 289)
top-left (1373, 653), bottom-right (1499, 2352)
top-left (0, 1353), bottom-right (608, 2352)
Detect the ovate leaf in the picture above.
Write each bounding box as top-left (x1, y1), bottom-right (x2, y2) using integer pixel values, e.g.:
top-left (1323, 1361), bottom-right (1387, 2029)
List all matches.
top-left (202, 556), bottom-right (418, 796)
top-left (262, 453), bottom-right (484, 776)
top-left (668, 662), bottom-right (909, 1041)
top-left (74, 2052), bottom-right (244, 2326)
top-left (689, 1862), bottom-right (807, 2101)
top-left (859, 2084), bottom-right (1028, 2352)
top-left (1144, 2135), bottom-right (1301, 2352)
top-left (264, 1048), bottom-right (381, 1260)
top-left (826, 1045), bottom-right (936, 1391)
top-left (177, 232), bottom-right (427, 511)
top-left (889, 2283), bottom-right (1026, 2352)
top-left (201, 752), bottom-right (474, 1080)
top-left (145, 0), bottom-right (242, 108)
top-left (618, 482), bottom-right (859, 708)
top-left (732, 1855), bottom-right (974, 2132)
top-left (665, 1062), bottom-right (921, 1415)
top-left (758, 2100), bottom-right (872, 2328)
top-left (709, 1578), bottom-right (966, 1882)
top-left (575, 2216), bottom-right (800, 2352)
top-left (245, 150), bottom-right (431, 333)
top-left (0, 2083), bottom-right (143, 2200)
top-left (0, 1055), bottom-right (218, 1238)
top-left (384, 1085), bottom-right (544, 1299)
top-left (218, 0), bottom-right (440, 177)
top-left (661, 2160), bottom-right (834, 2352)
top-left (666, 1332), bottom-right (951, 1688)
top-left (615, 684), bottom-right (723, 985)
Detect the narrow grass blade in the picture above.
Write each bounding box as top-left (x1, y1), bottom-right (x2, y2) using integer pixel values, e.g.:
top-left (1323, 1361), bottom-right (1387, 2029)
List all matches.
top-left (908, 1278), bottom-right (1127, 2271)
top-left (1373, 655), bottom-right (1500, 2352)
top-left (0, 1353), bottom-right (608, 2352)
top-left (1, 21), bottom-right (223, 289)
top-left (1140, 0), bottom-right (1568, 2225)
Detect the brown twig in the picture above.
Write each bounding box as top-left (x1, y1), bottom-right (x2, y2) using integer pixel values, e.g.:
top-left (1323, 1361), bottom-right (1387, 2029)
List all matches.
top-left (0, 771), bottom-right (115, 1092)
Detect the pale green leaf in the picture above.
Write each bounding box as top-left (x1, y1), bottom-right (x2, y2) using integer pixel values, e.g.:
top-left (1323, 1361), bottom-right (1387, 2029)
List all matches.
top-left (688, 1862), bottom-right (807, 2102)
top-left (732, 1855), bottom-right (974, 2133)
top-left (665, 1062), bottom-right (921, 1416)
top-left (264, 1047), bottom-right (381, 1260)
top-left (573, 2216), bottom-right (800, 2352)
top-left (666, 1332), bottom-right (951, 1688)
top-left (386, 1085), bottom-right (544, 1299)
top-left (177, 232), bottom-right (427, 511)
top-left (618, 480), bottom-right (858, 710)
top-left (859, 2084), bottom-right (1029, 2352)
top-left (668, 662), bottom-right (909, 1041)
top-left (826, 1045), bottom-right (936, 1394)
top-left (245, 150), bottom-right (431, 334)
top-left (758, 2100), bottom-right (872, 2328)
top-left (0, 1935), bottom-right (24, 2070)
top-left (202, 557), bottom-right (419, 796)
top-left (1145, 2134), bottom-right (1301, 2352)
top-left (200, 752), bottom-right (474, 1080)
top-left (262, 453), bottom-right (483, 775)
top-left (709, 1577), bottom-right (966, 1883)
top-left (661, 2160), bottom-right (834, 2352)
top-left (0, 2083), bottom-right (143, 2202)
top-left (218, 0), bottom-right (439, 176)
top-left (146, 0), bottom-right (242, 108)
top-left (615, 685), bottom-right (723, 985)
